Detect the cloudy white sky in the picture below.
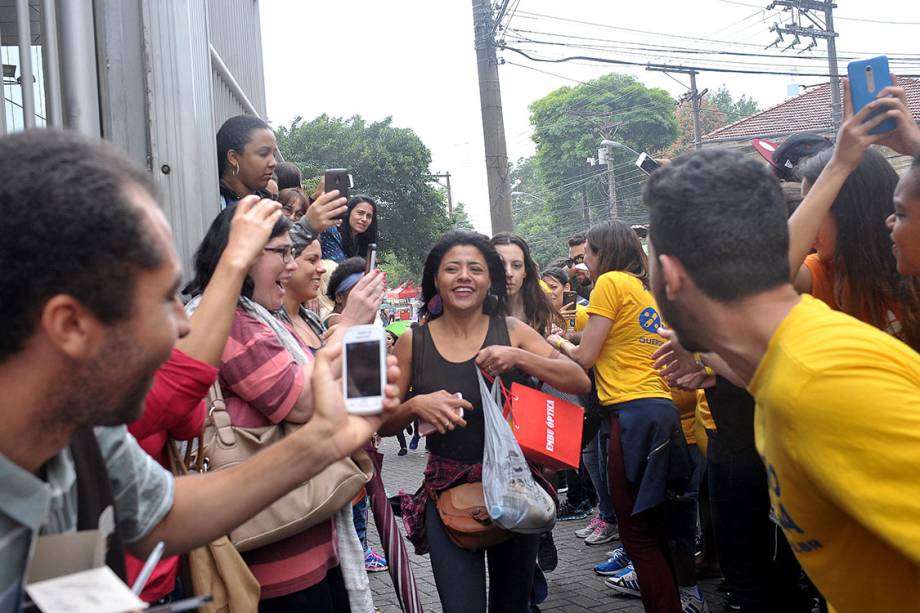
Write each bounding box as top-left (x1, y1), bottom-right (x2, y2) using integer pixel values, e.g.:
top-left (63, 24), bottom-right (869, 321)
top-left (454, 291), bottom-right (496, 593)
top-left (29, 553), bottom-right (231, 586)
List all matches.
top-left (260, 0), bottom-right (920, 233)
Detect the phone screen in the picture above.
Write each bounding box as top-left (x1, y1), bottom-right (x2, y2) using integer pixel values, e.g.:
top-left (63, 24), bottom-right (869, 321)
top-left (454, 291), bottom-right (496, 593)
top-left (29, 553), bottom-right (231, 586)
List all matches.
top-left (346, 341), bottom-right (382, 399)
top-left (365, 244), bottom-right (378, 273)
top-left (636, 153), bottom-right (661, 175)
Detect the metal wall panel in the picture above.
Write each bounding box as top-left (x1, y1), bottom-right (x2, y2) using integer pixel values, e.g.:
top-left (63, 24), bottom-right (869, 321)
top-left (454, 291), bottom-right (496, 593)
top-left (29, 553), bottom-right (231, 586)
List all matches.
top-left (141, 0), bottom-right (220, 273)
top-left (206, 0), bottom-right (266, 126)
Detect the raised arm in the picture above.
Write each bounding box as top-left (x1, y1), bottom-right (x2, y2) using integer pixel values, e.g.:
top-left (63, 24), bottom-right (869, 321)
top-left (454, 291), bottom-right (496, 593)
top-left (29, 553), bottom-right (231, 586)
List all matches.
top-left (177, 197), bottom-right (282, 365)
top-left (788, 80), bottom-right (902, 290)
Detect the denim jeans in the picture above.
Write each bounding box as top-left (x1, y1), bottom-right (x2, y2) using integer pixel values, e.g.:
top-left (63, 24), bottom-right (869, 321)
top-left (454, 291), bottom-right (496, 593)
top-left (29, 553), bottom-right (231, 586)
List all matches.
top-left (352, 496), bottom-right (368, 550)
top-left (582, 425), bottom-right (615, 522)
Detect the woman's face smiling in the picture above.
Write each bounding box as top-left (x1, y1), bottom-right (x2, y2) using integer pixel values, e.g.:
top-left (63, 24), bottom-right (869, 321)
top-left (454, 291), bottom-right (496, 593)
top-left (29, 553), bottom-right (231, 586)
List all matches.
top-left (436, 245), bottom-right (491, 313)
top-left (250, 235), bottom-right (297, 310)
top-left (287, 240), bottom-right (326, 303)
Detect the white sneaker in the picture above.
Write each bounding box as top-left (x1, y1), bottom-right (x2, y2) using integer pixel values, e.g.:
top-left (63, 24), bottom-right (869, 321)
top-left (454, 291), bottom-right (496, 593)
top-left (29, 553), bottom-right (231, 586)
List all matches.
top-left (584, 520), bottom-right (619, 545)
top-left (574, 514), bottom-right (601, 539)
top-left (605, 564), bottom-right (640, 598)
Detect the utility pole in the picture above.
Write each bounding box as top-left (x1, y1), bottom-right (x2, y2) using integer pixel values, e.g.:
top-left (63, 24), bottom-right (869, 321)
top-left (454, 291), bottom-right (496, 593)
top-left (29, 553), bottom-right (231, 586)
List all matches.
top-left (426, 172), bottom-right (454, 216)
top-left (766, 1), bottom-right (840, 129)
top-left (689, 72), bottom-right (702, 150)
top-left (596, 140), bottom-right (618, 219)
top-left (605, 144), bottom-right (618, 219)
top-left (472, 0), bottom-right (514, 233)
top-left (647, 65), bottom-right (706, 149)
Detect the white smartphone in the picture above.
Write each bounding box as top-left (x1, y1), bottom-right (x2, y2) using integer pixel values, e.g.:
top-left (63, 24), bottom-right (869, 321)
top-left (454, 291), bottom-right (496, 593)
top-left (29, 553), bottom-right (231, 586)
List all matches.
top-left (635, 152), bottom-right (661, 175)
top-left (342, 324), bottom-right (387, 415)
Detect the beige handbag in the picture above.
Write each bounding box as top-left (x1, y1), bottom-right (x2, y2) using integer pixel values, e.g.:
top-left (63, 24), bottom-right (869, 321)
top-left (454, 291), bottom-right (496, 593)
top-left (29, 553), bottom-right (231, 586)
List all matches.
top-left (169, 439), bottom-right (261, 612)
top-left (198, 383), bottom-right (374, 552)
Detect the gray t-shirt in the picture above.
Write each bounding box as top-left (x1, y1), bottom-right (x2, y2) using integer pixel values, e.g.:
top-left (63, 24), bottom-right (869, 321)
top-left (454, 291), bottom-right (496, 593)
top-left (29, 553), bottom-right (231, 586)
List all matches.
top-left (0, 426), bottom-right (174, 610)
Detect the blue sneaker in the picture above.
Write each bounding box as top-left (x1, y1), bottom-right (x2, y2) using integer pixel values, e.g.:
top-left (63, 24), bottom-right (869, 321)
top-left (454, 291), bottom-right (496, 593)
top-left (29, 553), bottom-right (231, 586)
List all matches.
top-left (604, 563), bottom-right (640, 598)
top-left (594, 546), bottom-right (631, 576)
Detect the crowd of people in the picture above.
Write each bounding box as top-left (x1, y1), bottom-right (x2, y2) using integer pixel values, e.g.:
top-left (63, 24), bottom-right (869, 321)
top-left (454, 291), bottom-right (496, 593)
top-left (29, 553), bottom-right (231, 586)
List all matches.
top-left (1, 75), bottom-right (919, 613)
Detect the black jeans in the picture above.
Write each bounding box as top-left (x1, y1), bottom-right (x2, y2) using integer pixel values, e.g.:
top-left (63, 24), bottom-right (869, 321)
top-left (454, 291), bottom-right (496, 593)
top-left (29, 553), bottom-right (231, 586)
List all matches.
top-left (425, 499), bottom-right (540, 613)
top-left (562, 459), bottom-right (597, 508)
top-left (707, 430), bottom-right (812, 613)
top-left (258, 566), bottom-right (350, 613)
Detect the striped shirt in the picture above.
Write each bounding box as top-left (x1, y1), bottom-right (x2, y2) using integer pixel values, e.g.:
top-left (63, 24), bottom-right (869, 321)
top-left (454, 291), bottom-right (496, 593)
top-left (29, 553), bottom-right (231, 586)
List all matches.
top-left (219, 308), bottom-right (337, 599)
top-left (0, 426), bottom-right (174, 611)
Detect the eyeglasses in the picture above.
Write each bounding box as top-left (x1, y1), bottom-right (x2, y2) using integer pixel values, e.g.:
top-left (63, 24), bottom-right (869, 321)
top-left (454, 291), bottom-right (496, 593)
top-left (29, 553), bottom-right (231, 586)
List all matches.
top-left (282, 205), bottom-right (305, 221)
top-left (264, 246), bottom-right (294, 263)
top-left (565, 254), bottom-right (585, 267)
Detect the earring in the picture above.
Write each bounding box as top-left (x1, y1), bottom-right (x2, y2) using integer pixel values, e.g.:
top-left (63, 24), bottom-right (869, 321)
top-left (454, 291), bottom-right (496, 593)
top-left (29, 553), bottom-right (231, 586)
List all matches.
top-left (232, 161), bottom-right (240, 176)
top-left (427, 293), bottom-right (443, 316)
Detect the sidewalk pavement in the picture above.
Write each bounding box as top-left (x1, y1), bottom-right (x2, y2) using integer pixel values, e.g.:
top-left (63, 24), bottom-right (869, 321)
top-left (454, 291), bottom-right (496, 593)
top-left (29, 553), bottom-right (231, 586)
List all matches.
top-left (365, 436), bottom-right (726, 613)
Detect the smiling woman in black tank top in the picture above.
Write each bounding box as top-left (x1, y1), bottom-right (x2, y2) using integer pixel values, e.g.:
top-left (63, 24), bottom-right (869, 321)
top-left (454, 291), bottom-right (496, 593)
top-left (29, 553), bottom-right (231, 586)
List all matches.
top-left (380, 231), bottom-right (589, 613)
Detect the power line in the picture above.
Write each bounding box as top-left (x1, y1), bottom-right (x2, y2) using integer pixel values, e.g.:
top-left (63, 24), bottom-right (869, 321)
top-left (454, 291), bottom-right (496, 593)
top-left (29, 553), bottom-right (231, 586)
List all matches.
top-left (499, 45), bottom-right (920, 78)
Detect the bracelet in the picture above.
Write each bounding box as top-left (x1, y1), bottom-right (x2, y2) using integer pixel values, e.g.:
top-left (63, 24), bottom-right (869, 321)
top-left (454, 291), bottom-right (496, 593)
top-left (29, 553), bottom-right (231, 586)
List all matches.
top-left (692, 352), bottom-right (716, 377)
top-left (554, 337), bottom-right (564, 351)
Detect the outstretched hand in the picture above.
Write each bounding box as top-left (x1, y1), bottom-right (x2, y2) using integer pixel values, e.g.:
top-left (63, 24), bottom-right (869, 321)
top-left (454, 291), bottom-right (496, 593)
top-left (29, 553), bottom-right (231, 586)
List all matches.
top-left (305, 339), bottom-right (401, 460)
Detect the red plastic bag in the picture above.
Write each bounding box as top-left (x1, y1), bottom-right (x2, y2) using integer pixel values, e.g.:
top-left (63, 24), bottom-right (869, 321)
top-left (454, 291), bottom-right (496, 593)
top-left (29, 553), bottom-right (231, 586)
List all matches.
top-left (506, 382), bottom-right (584, 471)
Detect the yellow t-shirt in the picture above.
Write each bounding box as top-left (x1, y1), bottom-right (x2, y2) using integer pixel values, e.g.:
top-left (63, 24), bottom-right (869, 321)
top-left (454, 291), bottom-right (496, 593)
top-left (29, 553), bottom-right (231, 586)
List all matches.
top-left (574, 304), bottom-right (588, 332)
top-left (586, 271), bottom-right (670, 406)
top-left (671, 388), bottom-right (698, 445)
top-left (749, 294), bottom-right (920, 613)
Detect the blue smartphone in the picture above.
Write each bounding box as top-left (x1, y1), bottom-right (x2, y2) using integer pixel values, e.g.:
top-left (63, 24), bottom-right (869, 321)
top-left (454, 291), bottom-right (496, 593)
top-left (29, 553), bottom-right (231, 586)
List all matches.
top-left (847, 55), bottom-right (896, 134)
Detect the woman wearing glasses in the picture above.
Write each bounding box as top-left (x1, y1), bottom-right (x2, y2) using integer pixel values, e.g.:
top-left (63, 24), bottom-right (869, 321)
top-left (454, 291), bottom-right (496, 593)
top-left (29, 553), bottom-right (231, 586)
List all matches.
top-left (185, 204), bottom-right (373, 612)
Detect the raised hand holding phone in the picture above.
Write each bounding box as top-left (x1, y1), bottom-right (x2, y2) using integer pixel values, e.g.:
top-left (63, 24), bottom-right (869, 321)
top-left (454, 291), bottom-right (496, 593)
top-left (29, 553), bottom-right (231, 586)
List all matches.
top-left (847, 56), bottom-right (896, 135)
top-left (342, 325), bottom-right (388, 415)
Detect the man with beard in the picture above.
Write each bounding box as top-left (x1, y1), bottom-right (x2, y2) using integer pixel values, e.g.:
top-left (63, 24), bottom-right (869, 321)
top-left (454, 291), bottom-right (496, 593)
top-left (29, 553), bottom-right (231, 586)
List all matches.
top-left (567, 234), bottom-right (593, 301)
top-left (644, 148), bottom-right (920, 613)
top-left (0, 129), bottom-right (399, 610)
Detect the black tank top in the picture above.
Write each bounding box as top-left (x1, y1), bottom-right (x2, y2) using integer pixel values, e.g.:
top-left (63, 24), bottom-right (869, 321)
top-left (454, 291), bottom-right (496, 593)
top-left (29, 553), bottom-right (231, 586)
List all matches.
top-left (411, 315), bottom-right (520, 463)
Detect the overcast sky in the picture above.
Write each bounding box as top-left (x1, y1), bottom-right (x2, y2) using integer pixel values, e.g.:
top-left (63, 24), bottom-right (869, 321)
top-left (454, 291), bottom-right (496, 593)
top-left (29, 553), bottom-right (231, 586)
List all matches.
top-left (260, 0), bottom-right (920, 233)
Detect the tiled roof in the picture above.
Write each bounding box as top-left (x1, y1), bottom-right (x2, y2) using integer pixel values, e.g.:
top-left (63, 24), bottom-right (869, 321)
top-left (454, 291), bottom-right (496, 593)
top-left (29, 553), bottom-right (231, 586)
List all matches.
top-left (703, 78), bottom-right (920, 141)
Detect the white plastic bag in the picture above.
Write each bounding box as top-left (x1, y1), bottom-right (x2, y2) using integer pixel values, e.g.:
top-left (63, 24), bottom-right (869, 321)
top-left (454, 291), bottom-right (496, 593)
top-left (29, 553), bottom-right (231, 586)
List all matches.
top-left (478, 369), bottom-right (557, 534)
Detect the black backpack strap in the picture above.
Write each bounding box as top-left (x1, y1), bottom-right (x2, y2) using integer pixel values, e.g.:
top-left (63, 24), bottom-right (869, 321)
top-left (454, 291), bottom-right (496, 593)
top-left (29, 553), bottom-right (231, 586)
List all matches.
top-left (69, 428), bottom-right (127, 581)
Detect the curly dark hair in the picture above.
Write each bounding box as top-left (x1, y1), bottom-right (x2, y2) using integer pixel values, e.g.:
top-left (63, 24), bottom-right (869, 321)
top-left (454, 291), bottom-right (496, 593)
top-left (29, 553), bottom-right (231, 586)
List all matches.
top-left (186, 203), bottom-right (292, 300)
top-left (0, 129), bottom-right (162, 363)
top-left (491, 232), bottom-right (557, 334)
top-left (420, 231), bottom-right (507, 321)
top-left (327, 256), bottom-right (367, 301)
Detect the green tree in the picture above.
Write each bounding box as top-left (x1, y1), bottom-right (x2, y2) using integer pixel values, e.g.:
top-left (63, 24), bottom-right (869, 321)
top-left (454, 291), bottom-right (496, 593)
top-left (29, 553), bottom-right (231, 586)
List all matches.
top-left (530, 74), bottom-right (677, 229)
top-left (710, 86), bottom-right (760, 123)
top-left (666, 87), bottom-right (761, 156)
top-left (275, 115), bottom-right (450, 275)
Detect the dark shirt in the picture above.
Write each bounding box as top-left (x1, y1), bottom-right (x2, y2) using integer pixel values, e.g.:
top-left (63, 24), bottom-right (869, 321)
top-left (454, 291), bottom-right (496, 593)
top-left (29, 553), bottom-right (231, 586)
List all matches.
top-left (703, 376), bottom-right (757, 455)
top-left (410, 316), bottom-right (524, 463)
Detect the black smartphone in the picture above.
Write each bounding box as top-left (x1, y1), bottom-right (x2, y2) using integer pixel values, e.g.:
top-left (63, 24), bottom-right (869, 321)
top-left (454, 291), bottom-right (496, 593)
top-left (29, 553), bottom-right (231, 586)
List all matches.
top-left (324, 168), bottom-right (354, 219)
top-left (635, 153), bottom-right (661, 175)
top-left (562, 290), bottom-right (577, 328)
top-left (365, 243), bottom-right (378, 273)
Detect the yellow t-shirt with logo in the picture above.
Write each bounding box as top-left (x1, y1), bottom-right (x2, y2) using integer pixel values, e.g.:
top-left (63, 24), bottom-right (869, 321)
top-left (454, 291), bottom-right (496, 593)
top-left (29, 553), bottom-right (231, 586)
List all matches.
top-left (586, 271), bottom-right (671, 406)
top-left (749, 294), bottom-right (920, 613)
